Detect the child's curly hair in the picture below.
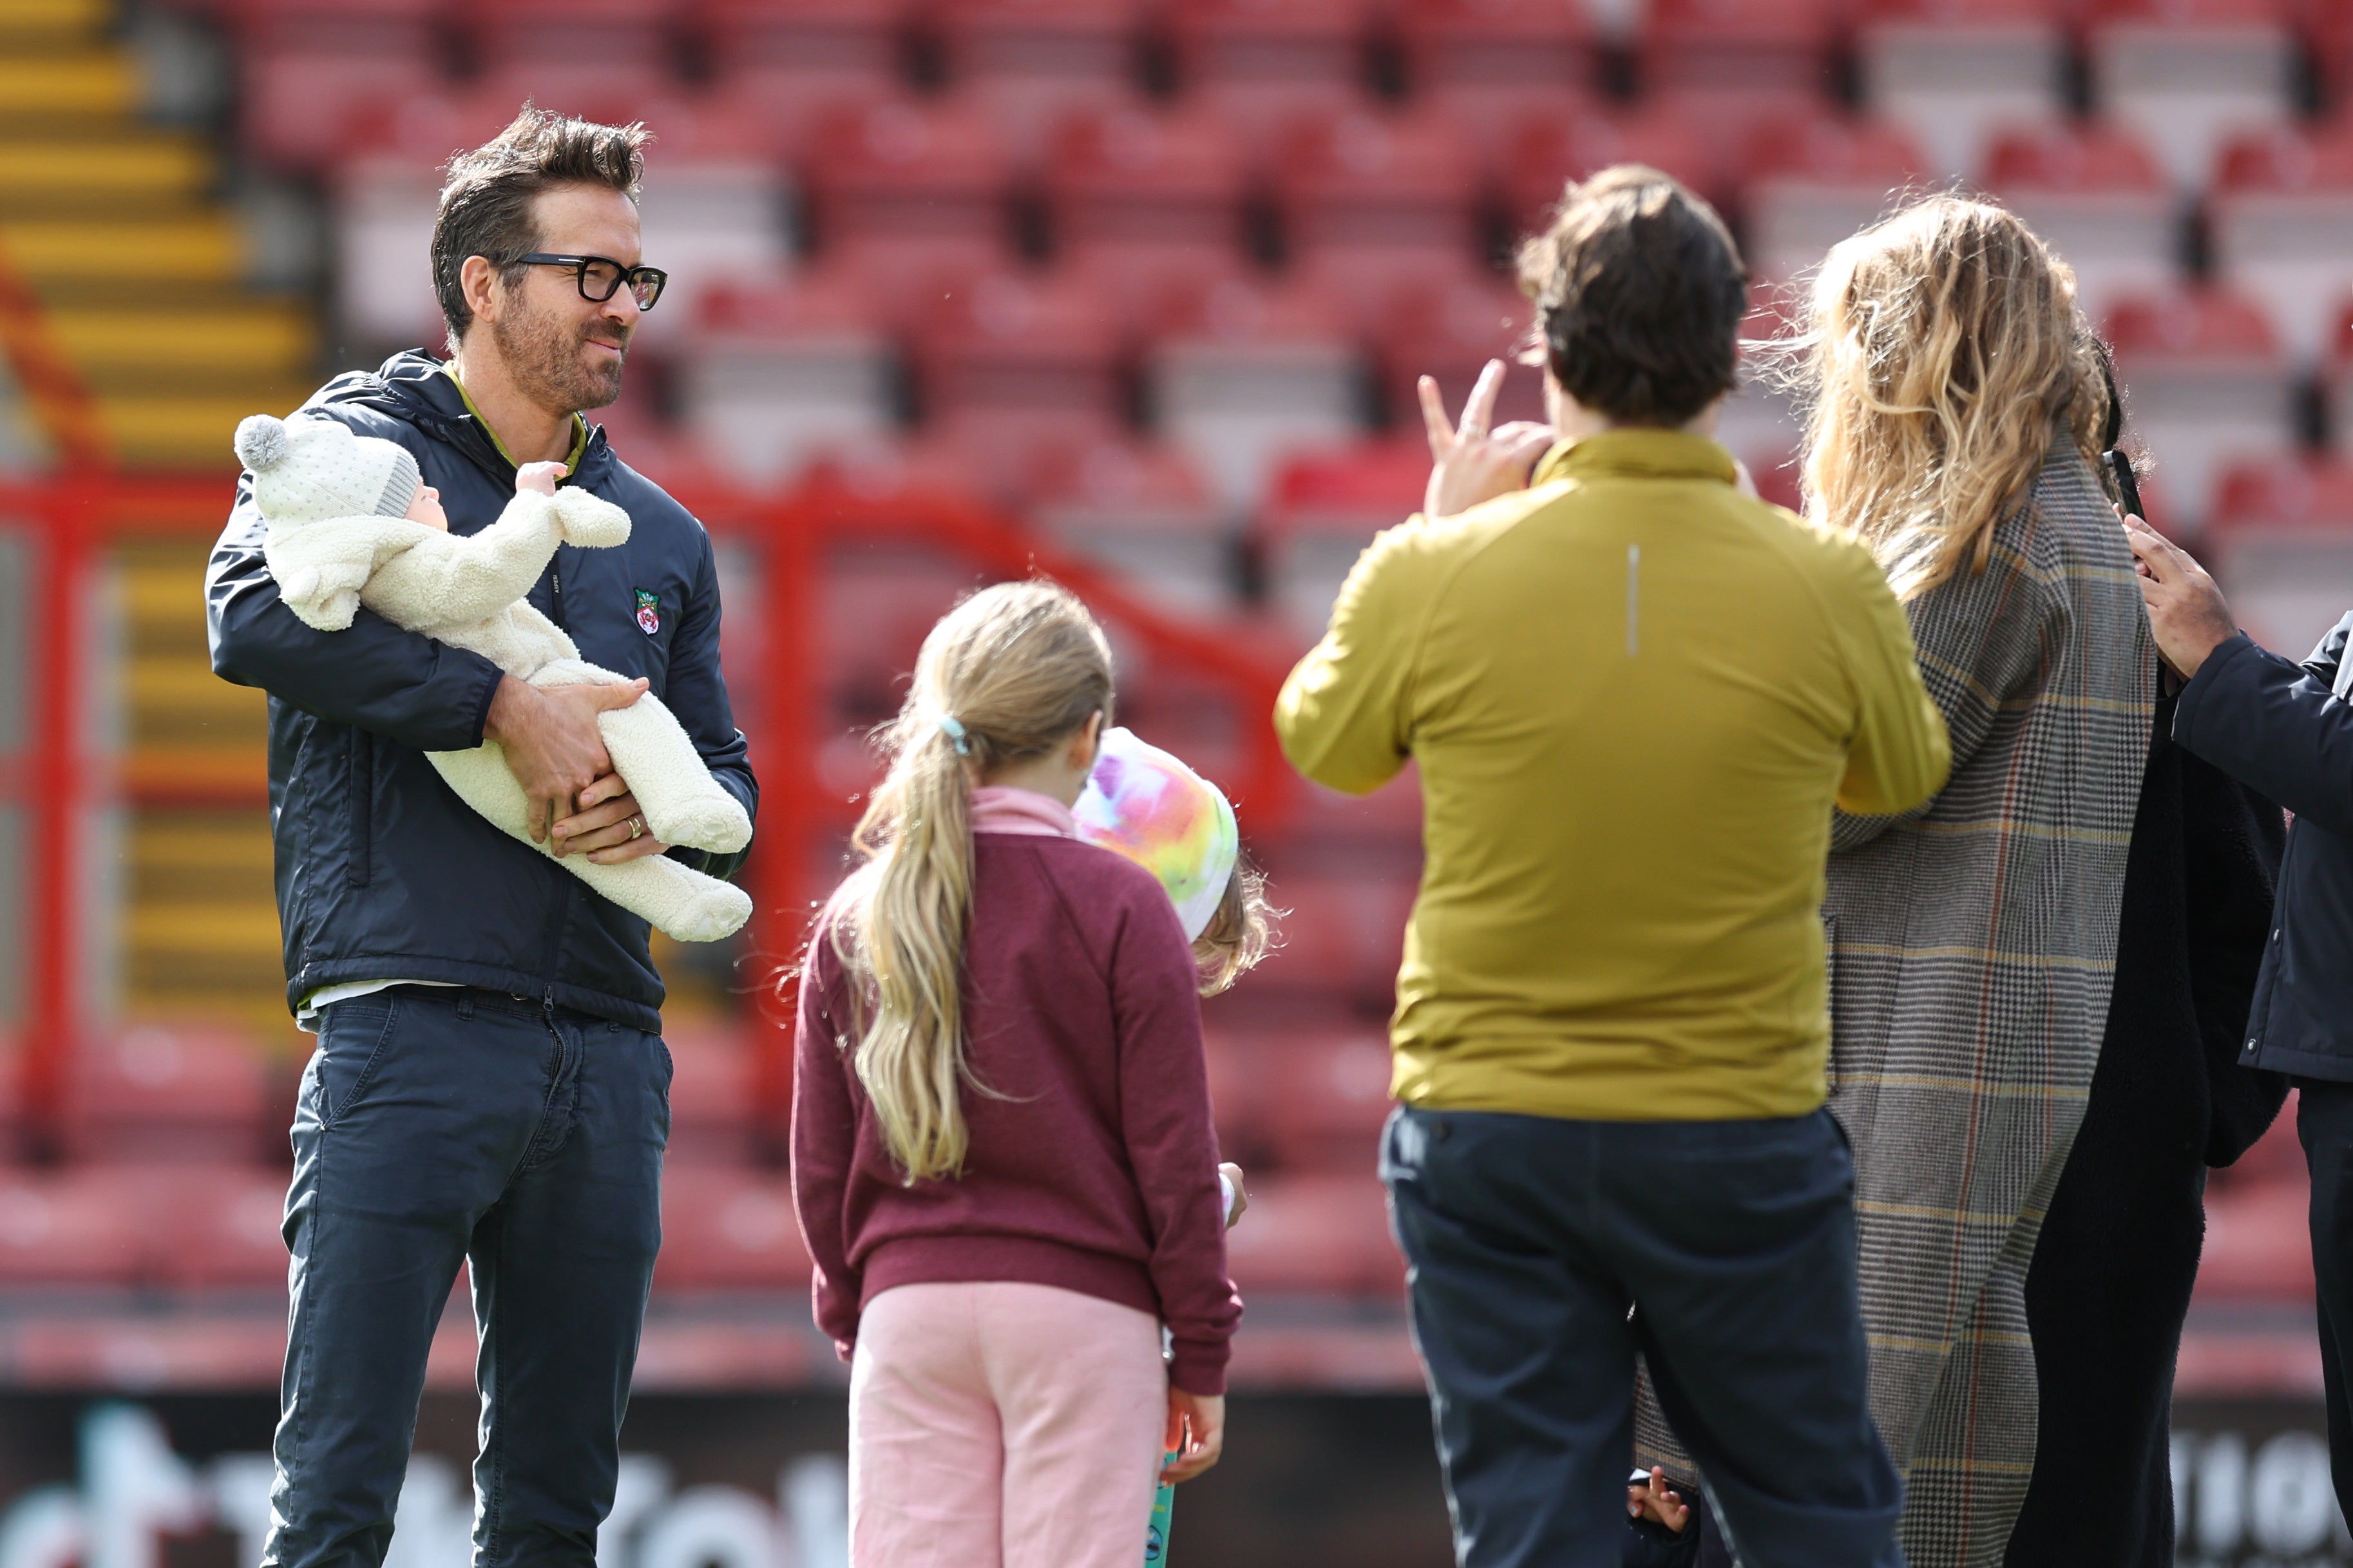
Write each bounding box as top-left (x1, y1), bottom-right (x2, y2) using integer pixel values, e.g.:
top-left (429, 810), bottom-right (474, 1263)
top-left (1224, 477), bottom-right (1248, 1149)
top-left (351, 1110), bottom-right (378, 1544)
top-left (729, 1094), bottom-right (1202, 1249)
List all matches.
top-left (1192, 858), bottom-right (1279, 996)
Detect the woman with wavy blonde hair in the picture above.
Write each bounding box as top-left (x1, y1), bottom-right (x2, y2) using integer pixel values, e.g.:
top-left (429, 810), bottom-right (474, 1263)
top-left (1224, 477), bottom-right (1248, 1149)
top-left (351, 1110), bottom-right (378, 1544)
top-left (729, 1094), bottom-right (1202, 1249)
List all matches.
top-left (1803, 198), bottom-right (2153, 1565)
top-left (790, 580), bottom-right (1244, 1567)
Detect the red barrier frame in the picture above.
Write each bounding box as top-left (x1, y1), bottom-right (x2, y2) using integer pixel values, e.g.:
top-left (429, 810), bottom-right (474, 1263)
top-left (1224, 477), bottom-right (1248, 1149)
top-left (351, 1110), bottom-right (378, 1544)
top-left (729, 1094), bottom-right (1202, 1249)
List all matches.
top-left (0, 468), bottom-right (1298, 1152)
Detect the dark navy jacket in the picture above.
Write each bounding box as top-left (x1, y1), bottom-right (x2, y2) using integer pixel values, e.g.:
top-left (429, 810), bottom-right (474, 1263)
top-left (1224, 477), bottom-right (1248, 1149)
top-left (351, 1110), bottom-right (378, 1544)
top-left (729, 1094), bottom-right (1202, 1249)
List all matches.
top-left (205, 350), bottom-right (756, 1032)
top-left (2174, 618), bottom-right (2353, 1082)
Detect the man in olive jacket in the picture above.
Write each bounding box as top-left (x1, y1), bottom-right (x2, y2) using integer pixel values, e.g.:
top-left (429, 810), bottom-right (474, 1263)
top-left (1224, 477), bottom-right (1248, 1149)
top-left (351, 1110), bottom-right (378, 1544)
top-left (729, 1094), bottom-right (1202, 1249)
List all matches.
top-left (205, 109), bottom-right (753, 1563)
top-left (1276, 167), bottom-right (1948, 1568)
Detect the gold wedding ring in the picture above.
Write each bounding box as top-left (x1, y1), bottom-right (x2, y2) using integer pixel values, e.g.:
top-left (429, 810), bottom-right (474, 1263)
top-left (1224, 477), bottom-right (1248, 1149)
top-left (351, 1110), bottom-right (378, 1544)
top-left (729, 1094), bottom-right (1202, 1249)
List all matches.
top-left (627, 815), bottom-right (643, 840)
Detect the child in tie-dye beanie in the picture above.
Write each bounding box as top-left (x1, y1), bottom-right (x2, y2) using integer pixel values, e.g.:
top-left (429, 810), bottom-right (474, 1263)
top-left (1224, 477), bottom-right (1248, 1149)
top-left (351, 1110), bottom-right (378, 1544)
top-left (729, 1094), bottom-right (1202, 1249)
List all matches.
top-left (1074, 726), bottom-right (1275, 997)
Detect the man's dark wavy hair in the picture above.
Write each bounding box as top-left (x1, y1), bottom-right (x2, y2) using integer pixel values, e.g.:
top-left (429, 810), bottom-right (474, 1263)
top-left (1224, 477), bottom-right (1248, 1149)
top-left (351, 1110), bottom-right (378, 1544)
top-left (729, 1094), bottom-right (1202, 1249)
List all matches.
top-left (1515, 165), bottom-right (1749, 428)
top-left (431, 104), bottom-right (649, 346)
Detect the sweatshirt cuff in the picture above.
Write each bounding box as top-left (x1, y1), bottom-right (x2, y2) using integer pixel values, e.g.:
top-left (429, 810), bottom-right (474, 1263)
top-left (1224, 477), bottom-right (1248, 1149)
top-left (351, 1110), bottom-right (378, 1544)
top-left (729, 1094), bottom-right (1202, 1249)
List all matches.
top-left (465, 661), bottom-right (505, 749)
top-left (2173, 631), bottom-right (2255, 753)
top-left (1168, 1339), bottom-right (1228, 1397)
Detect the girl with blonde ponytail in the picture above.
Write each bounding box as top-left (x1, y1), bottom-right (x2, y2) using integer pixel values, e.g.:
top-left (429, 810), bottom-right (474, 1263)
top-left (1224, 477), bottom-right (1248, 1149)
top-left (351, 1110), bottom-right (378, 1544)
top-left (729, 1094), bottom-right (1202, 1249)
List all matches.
top-left (792, 581), bottom-right (1241, 1568)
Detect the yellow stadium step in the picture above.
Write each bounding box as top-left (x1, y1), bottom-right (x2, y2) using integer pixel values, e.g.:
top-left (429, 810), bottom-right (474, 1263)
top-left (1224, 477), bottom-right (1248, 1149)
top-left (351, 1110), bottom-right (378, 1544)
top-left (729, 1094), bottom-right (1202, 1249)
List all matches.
top-left (0, 52), bottom-right (133, 118)
top-left (0, 217), bottom-right (241, 286)
top-left (97, 387), bottom-right (317, 469)
top-left (0, 136), bottom-right (211, 207)
top-left (128, 656), bottom-right (268, 751)
top-left (132, 813), bottom-right (274, 907)
top-left (50, 306), bottom-right (315, 378)
top-left (0, 0), bottom-right (109, 37)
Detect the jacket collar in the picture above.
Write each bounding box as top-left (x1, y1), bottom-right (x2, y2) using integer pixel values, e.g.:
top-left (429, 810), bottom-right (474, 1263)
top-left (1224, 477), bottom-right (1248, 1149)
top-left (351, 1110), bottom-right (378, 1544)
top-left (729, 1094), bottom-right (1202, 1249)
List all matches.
top-left (1533, 428), bottom-right (1739, 488)
top-left (320, 350), bottom-right (615, 490)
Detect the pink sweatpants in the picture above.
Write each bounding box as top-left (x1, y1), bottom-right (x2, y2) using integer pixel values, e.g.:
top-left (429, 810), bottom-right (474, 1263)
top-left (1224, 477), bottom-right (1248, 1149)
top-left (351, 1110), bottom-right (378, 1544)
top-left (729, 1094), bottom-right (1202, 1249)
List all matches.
top-left (849, 1281), bottom-right (1168, 1568)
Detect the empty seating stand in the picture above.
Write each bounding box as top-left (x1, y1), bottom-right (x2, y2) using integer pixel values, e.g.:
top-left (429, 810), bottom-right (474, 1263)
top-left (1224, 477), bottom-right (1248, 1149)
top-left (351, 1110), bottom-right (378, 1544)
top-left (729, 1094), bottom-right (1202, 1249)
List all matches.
top-left (2108, 287), bottom-right (2294, 536)
top-left (2087, 0), bottom-right (2296, 194)
top-left (1855, 0), bottom-right (2066, 181)
top-left (2211, 122), bottom-right (2353, 367)
top-left (1167, 0), bottom-right (1373, 142)
top-left (1146, 275), bottom-right (1369, 514)
top-left (1741, 113), bottom-right (1933, 287)
top-left (682, 270), bottom-right (899, 486)
top-left (1398, 0), bottom-right (1599, 157)
top-left (2206, 458), bottom-right (2353, 658)
top-left (1983, 120), bottom-right (2178, 321)
top-left (1261, 437), bottom-right (1431, 643)
top-left (937, 0), bottom-right (1146, 164)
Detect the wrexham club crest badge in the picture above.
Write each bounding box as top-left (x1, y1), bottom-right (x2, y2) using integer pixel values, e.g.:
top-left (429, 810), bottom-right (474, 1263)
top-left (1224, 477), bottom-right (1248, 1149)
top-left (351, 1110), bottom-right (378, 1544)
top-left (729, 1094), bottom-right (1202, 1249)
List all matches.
top-left (634, 588), bottom-right (660, 636)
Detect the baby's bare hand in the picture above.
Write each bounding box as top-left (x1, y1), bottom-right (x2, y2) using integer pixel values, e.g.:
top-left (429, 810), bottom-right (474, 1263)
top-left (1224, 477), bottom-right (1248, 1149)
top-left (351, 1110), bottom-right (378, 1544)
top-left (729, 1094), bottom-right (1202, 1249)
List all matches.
top-left (516, 461), bottom-right (567, 497)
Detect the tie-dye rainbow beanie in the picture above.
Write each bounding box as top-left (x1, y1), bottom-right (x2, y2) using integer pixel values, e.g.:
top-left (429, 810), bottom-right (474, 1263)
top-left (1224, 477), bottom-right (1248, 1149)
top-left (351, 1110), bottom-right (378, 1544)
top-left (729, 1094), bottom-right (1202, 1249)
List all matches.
top-left (1074, 726), bottom-right (1239, 941)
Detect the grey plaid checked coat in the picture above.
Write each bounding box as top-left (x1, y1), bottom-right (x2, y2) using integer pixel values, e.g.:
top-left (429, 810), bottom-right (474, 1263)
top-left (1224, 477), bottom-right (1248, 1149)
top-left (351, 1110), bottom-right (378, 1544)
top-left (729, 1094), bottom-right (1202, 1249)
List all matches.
top-left (1641, 448), bottom-right (2155, 1567)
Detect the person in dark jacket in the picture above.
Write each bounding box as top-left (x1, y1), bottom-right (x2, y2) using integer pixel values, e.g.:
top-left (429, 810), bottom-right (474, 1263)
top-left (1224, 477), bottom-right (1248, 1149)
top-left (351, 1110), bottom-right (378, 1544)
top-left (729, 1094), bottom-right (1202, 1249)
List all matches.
top-left (2005, 688), bottom-right (2285, 1567)
top-left (205, 108), bottom-right (754, 1564)
top-left (2124, 509), bottom-right (2353, 1522)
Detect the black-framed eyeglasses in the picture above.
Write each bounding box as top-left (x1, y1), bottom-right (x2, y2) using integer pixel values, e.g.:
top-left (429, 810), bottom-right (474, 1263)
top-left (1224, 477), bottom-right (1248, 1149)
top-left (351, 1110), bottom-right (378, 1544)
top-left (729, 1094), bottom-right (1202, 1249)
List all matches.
top-left (515, 253), bottom-right (667, 311)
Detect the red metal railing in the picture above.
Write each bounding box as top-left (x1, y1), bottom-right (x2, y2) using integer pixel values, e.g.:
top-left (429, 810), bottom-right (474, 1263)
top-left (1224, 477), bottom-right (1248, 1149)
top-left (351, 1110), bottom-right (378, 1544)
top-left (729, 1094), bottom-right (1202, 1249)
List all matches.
top-left (0, 467), bottom-right (1299, 1150)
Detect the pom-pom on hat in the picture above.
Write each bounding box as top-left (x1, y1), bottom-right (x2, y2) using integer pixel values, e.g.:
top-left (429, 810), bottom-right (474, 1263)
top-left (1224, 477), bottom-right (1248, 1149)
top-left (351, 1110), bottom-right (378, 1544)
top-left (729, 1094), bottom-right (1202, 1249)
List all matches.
top-left (234, 413), bottom-right (421, 526)
top-left (1074, 726), bottom-right (1240, 941)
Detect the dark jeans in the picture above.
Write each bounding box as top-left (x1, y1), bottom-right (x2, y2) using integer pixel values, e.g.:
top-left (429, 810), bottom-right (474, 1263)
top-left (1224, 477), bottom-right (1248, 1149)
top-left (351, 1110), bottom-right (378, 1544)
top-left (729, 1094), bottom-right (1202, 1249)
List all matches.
top-left (265, 986), bottom-right (671, 1568)
top-left (2298, 1079), bottom-right (2353, 1521)
top-left (1382, 1106), bottom-right (1905, 1568)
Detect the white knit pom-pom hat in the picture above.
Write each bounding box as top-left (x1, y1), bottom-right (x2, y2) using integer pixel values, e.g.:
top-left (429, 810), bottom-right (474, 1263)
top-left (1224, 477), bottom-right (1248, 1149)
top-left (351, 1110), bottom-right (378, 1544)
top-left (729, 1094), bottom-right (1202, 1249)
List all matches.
top-left (234, 413), bottom-right (421, 525)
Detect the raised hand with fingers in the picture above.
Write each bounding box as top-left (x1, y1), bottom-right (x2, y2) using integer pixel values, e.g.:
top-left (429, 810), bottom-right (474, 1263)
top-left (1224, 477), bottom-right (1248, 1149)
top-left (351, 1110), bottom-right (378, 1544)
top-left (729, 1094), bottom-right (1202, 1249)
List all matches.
top-left (2120, 511), bottom-right (2237, 679)
top-left (1420, 359), bottom-right (1558, 521)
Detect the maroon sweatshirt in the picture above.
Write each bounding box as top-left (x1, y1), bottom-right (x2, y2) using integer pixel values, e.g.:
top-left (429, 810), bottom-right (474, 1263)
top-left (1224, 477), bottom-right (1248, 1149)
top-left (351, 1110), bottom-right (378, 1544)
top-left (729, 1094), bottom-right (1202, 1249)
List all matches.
top-left (790, 824), bottom-right (1241, 1395)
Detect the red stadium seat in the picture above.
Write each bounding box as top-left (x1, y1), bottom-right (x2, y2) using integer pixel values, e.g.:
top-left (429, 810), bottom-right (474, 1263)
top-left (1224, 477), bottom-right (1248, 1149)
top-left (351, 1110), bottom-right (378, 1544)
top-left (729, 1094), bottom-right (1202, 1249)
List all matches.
top-left (466, 0), bottom-right (683, 68)
top-left (1167, 0), bottom-right (1376, 142)
top-left (0, 1168), bottom-right (152, 1289)
top-left (221, 0), bottom-right (442, 49)
top-left (464, 60), bottom-right (682, 121)
top-left (1854, 0), bottom-right (2066, 179)
top-left (1273, 107), bottom-right (1482, 261)
top-left (1741, 113), bottom-right (1934, 285)
top-left (654, 1166), bottom-right (815, 1292)
top-left (682, 269), bottom-right (900, 485)
top-left (913, 269), bottom-right (1127, 453)
top-left (663, 1025), bottom-right (763, 1166)
top-left (937, 0), bottom-right (1147, 162)
top-left (2210, 122), bottom-right (2353, 364)
top-left (2204, 462), bottom-right (2353, 663)
top-left (1501, 104), bottom-right (1722, 227)
top-left (1145, 274), bottom-right (1367, 512)
top-left (1222, 1171), bottom-right (1403, 1296)
top-left (817, 540), bottom-right (989, 719)
top-left (1262, 436), bottom-right (1431, 641)
top-left (805, 96), bottom-right (1019, 288)
top-left (2107, 288), bottom-right (2292, 535)
top-left (63, 1028), bottom-right (271, 1165)
top-left (1045, 104), bottom-right (1250, 301)
top-left (2195, 1174), bottom-right (2312, 1304)
top-left (153, 1164), bottom-right (292, 1292)
top-left (1250, 867), bottom-right (1415, 1005)
top-left (1374, 270), bottom-right (1540, 433)
top-left (1981, 120), bottom-right (2177, 321)
top-left (701, 0), bottom-right (913, 76)
top-left (240, 48), bottom-right (445, 174)
top-left (1031, 439), bottom-right (1241, 618)
top-left (2086, 0), bottom-right (2294, 192)
top-left (1640, 0), bottom-right (1841, 102)
top-left (1252, 1028), bottom-right (1399, 1170)
top-left (1397, 0), bottom-right (1599, 156)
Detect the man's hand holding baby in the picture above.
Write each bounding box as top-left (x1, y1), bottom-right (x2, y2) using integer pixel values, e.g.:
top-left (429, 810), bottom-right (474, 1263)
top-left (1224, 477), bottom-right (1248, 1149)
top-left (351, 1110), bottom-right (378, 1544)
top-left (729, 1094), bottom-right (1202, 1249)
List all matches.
top-left (552, 771), bottom-right (671, 864)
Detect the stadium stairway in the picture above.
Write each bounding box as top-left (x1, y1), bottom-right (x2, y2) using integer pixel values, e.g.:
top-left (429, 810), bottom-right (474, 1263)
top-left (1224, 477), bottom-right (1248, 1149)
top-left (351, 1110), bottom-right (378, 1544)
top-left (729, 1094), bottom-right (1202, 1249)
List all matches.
top-left (0, 1), bottom-right (300, 1028)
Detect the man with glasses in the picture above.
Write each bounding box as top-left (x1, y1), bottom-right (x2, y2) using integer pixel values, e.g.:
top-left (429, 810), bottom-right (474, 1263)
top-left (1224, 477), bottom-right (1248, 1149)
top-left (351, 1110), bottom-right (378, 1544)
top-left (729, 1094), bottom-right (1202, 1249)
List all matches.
top-left (207, 108), bottom-right (754, 1563)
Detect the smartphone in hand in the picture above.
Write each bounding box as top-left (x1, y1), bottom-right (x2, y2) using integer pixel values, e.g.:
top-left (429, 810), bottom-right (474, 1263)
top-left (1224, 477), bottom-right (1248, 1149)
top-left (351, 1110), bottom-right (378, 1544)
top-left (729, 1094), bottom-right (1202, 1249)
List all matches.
top-left (2107, 448), bottom-right (2146, 522)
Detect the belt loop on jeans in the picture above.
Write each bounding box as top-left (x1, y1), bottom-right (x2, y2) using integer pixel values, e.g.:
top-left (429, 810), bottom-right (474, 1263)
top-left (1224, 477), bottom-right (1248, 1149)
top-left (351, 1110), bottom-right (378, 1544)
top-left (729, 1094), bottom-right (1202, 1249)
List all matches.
top-left (455, 992), bottom-right (475, 1021)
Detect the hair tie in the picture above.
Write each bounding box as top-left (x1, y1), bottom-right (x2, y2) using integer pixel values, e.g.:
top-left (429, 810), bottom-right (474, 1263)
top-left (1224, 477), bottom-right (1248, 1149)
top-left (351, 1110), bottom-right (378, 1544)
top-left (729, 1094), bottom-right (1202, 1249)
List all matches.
top-left (937, 714), bottom-right (972, 756)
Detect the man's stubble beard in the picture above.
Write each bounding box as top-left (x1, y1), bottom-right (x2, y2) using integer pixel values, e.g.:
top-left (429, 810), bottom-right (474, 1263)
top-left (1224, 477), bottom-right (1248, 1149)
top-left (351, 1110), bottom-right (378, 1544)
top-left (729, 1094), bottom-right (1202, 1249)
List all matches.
top-left (492, 298), bottom-right (629, 415)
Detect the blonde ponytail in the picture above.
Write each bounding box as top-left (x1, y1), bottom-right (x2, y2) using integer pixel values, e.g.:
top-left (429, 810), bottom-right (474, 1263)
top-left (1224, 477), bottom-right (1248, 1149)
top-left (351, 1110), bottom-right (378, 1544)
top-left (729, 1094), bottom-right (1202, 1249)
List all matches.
top-left (832, 581), bottom-right (1115, 1182)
